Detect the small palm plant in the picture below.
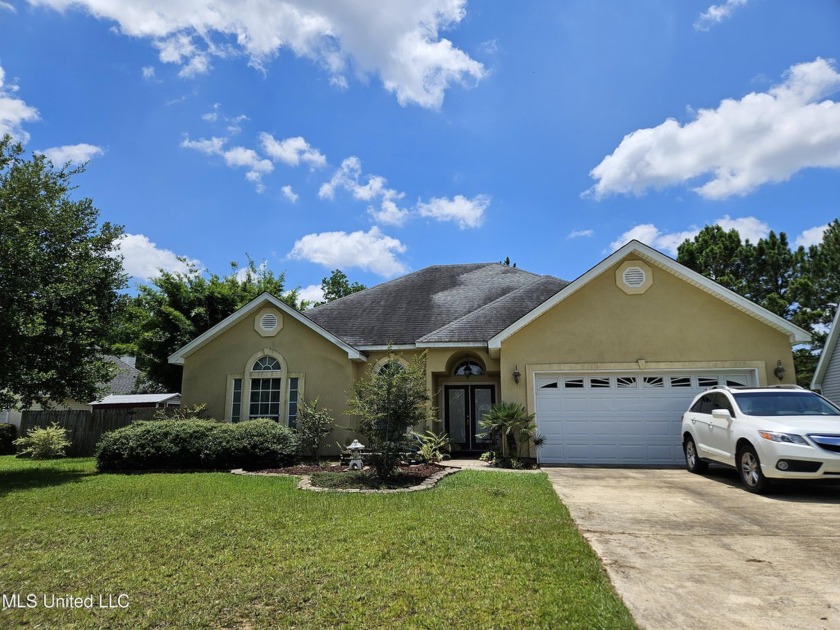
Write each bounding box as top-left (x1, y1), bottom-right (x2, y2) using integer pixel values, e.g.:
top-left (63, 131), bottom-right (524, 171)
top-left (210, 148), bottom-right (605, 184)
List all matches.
top-left (479, 402), bottom-right (544, 465)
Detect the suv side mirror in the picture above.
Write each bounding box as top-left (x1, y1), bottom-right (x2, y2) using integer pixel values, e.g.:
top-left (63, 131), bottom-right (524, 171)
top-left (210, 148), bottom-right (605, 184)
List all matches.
top-left (711, 409), bottom-right (732, 422)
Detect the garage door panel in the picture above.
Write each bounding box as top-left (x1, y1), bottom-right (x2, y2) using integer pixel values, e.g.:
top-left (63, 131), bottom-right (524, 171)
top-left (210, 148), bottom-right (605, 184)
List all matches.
top-left (536, 370), bottom-right (755, 465)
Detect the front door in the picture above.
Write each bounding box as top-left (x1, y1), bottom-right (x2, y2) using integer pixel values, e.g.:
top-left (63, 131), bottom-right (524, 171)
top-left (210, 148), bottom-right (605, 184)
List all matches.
top-left (444, 385), bottom-right (496, 452)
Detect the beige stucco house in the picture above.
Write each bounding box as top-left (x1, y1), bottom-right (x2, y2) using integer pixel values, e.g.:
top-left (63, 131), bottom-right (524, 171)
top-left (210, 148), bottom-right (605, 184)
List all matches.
top-left (169, 241), bottom-right (810, 466)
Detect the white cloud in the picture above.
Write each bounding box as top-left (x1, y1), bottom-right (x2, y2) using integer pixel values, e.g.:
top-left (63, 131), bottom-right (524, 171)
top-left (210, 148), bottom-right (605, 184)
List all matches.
top-left (369, 199), bottom-right (410, 227)
top-left (288, 226), bottom-right (407, 276)
top-left (260, 133), bottom-right (326, 168)
top-left (0, 2), bottom-right (16, 12)
top-left (29, 0), bottom-right (485, 109)
top-left (40, 143), bottom-right (104, 165)
top-left (795, 224), bottom-right (829, 248)
top-left (115, 233), bottom-right (200, 281)
top-left (567, 229), bottom-right (594, 239)
top-left (417, 194), bottom-right (489, 229)
top-left (181, 135), bottom-right (272, 190)
top-left (141, 66), bottom-right (156, 80)
top-left (714, 214), bottom-right (769, 243)
top-left (0, 65), bottom-right (39, 142)
top-left (297, 283), bottom-right (325, 305)
top-left (587, 58), bottom-right (840, 200)
top-left (608, 215), bottom-right (769, 255)
top-left (319, 155), bottom-right (410, 226)
top-left (281, 184), bottom-right (299, 203)
top-left (694, 0), bottom-right (748, 31)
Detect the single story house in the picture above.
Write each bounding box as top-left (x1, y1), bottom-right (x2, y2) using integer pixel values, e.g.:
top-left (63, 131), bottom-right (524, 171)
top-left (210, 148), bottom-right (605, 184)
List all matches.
top-left (811, 307), bottom-right (840, 405)
top-left (169, 241), bottom-right (810, 466)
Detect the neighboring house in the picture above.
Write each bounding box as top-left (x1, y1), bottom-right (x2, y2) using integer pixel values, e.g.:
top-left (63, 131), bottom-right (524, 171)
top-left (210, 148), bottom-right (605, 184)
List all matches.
top-left (169, 241), bottom-right (810, 466)
top-left (1, 356), bottom-right (144, 428)
top-left (811, 307), bottom-right (840, 405)
top-left (89, 393), bottom-right (181, 409)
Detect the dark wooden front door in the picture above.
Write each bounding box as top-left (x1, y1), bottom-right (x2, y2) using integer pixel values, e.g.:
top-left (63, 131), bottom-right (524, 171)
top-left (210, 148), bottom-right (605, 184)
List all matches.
top-left (444, 385), bottom-right (496, 451)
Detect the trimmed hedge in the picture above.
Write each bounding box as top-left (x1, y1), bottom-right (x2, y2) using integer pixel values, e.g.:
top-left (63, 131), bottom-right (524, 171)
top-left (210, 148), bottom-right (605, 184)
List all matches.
top-left (0, 423), bottom-right (17, 455)
top-left (95, 419), bottom-right (300, 472)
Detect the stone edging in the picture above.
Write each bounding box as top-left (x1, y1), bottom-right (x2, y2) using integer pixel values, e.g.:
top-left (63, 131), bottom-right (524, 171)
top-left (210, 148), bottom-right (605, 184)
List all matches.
top-left (231, 465), bottom-right (459, 494)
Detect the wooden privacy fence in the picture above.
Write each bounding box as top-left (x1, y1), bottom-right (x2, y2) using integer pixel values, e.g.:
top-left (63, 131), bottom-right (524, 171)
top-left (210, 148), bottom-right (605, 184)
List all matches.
top-left (20, 408), bottom-right (160, 457)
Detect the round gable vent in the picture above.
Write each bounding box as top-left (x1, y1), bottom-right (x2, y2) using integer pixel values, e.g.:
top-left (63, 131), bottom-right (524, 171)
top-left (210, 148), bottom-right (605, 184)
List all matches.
top-left (623, 266), bottom-right (646, 288)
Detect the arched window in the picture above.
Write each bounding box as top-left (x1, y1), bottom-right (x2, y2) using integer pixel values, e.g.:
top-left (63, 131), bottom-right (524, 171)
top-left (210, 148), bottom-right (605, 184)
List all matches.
top-left (249, 355), bottom-right (282, 420)
top-left (454, 360), bottom-right (484, 377)
top-left (253, 356), bottom-right (281, 371)
top-left (378, 361), bottom-right (406, 376)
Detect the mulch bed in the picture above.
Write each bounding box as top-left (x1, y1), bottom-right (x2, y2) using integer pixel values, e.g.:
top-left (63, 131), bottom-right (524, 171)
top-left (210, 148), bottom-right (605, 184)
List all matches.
top-left (255, 464), bottom-right (441, 479)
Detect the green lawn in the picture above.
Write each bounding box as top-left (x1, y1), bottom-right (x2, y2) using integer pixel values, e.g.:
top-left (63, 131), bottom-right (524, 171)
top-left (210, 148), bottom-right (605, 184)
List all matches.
top-left (0, 457), bottom-right (635, 629)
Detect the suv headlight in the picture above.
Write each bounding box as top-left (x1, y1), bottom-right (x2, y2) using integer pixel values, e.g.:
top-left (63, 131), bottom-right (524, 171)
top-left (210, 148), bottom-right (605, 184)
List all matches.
top-left (758, 431), bottom-right (808, 445)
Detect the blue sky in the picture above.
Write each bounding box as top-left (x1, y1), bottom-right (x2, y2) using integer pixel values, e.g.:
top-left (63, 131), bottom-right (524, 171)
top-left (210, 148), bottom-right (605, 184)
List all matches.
top-left (2, 0), bottom-right (839, 302)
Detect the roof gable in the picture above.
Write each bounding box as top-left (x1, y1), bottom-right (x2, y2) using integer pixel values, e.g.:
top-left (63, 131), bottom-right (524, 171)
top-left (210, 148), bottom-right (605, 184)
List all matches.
top-left (487, 240), bottom-right (810, 354)
top-left (811, 307), bottom-right (840, 390)
top-left (168, 293), bottom-right (367, 365)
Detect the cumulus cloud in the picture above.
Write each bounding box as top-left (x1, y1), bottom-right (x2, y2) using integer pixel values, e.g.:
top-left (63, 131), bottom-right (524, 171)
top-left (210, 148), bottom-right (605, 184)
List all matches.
top-left (567, 229), bottom-right (594, 239)
top-left (28, 0), bottom-right (485, 108)
top-left (795, 224), bottom-right (829, 248)
top-left (141, 66), bottom-right (156, 80)
top-left (115, 233), bottom-right (200, 281)
top-left (281, 184), bottom-right (299, 203)
top-left (40, 143), bottom-right (104, 165)
top-left (319, 156), bottom-right (409, 226)
top-left (260, 133), bottom-right (326, 168)
top-left (417, 194), bottom-right (489, 229)
top-left (608, 215), bottom-right (770, 255)
top-left (297, 283), bottom-right (325, 305)
top-left (0, 65), bottom-right (39, 141)
top-left (587, 58), bottom-right (840, 200)
top-left (288, 226), bottom-right (407, 276)
top-left (694, 0), bottom-right (748, 31)
top-left (181, 135), bottom-right (272, 191)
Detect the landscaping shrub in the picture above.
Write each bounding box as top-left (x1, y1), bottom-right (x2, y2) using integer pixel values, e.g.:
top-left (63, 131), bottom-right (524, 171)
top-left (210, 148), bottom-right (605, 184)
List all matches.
top-left (13, 422), bottom-right (70, 459)
top-left (95, 419), bottom-right (300, 472)
top-left (0, 423), bottom-right (17, 455)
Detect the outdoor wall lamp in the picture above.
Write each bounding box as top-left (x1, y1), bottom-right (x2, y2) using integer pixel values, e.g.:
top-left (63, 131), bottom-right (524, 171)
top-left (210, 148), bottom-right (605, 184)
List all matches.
top-left (774, 360), bottom-right (786, 381)
top-left (513, 365), bottom-right (521, 384)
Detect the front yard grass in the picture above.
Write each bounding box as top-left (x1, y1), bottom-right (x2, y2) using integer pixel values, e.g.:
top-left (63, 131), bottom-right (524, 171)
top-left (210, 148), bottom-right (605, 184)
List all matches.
top-left (0, 456), bottom-right (635, 629)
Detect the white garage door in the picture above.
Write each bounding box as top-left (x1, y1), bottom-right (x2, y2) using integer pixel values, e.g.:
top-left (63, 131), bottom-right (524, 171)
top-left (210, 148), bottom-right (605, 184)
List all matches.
top-left (535, 371), bottom-right (756, 465)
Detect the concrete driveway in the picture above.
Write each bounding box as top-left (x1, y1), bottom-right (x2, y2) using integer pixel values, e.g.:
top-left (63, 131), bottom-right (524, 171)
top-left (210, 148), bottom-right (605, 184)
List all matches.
top-left (544, 466), bottom-right (840, 630)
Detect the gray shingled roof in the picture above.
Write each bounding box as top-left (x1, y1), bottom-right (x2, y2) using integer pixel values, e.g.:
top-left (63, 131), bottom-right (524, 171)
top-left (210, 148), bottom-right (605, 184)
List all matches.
top-left (102, 356), bottom-right (143, 395)
top-left (305, 263), bottom-right (568, 346)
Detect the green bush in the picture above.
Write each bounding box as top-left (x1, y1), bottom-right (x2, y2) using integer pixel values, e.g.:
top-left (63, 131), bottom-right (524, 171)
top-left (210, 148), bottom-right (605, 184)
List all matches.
top-left (95, 419), bottom-right (300, 472)
top-left (219, 419), bottom-right (301, 470)
top-left (0, 423), bottom-right (17, 455)
top-left (14, 422), bottom-right (71, 459)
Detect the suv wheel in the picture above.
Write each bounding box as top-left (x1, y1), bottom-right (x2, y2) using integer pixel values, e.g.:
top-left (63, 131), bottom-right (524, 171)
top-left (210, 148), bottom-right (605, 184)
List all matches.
top-left (738, 444), bottom-right (770, 494)
top-left (684, 436), bottom-right (708, 474)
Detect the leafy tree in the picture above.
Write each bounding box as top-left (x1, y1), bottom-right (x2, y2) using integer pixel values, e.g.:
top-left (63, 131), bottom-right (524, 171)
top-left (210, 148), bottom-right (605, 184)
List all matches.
top-left (0, 136), bottom-right (126, 409)
top-left (346, 351), bottom-right (433, 479)
top-left (123, 258), bottom-right (300, 392)
top-left (319, 269), bottom-right (365, 303)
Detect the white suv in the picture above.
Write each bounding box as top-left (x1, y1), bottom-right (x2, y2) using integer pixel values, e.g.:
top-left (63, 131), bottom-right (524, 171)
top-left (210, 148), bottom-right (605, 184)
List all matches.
top-left (681, 386), bottom-right (840, 493)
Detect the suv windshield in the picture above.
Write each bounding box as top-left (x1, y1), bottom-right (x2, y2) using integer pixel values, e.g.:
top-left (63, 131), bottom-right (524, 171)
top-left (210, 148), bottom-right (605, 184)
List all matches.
top-left (732, 391), bottom-right (840, 417)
